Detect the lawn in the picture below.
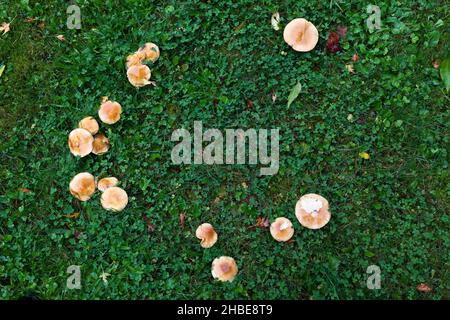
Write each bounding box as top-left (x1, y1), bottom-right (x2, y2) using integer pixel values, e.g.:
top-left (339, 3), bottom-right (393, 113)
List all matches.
top-left (0, 0), bottom-right (448, 299)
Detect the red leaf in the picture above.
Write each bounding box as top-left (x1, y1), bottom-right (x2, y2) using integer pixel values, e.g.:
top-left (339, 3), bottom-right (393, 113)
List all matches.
top-left (179, 213), bottom-right (186, 228)
top-left (352, 53), bottom-right (359, 62)
top-left (416, 283), bottom-right (432, 293)
top-left (246, 99), bottom-right (253, 109)
top-left (326, 31), bottom-right (341, 53)
top-left (337, 25), bottom-right (347, 38)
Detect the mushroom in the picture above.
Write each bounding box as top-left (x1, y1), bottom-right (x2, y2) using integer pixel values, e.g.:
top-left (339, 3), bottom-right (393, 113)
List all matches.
top-left (126, 64), bottom-right (152, 88)
top-left (68, 128), bottom-right (94, 157)
top-left (137, 42), bottom-right (160, 63)
top-left (283, 18), bottom-right (319, 52)
top-left (69, 172), bottom-right (96, 201)
top-left (195, 223), bottom-right (218, 248)
top-left (97, 177), bottom-right (119, 192)
top-left (98, 99), bottom-right (122, 124)
top-left (126, 52), bottom-right (142, 69)
top-left (101, 187), bottom-right (128, 212)
top-left (211, 256), bottom-right (238, 282)
top-left (270, 217), bottom-right (294, 242)
top-left (92, 133), bottom-right (110, 155)
top-left (295, 193), bottom-right (331, 229)
top-left (78, 116), bottom-right (99, 135)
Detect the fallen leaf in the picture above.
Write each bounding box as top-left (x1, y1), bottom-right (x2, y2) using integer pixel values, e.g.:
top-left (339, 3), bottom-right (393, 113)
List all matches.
top-left (256, 217), bottom-right (270, 228)
top-left (287, 81), bottom-right (302, 108)
top-left (271, 12), bottom-right (280, 31)
top-left (352, 53), bottom-right (359, 62)
top-left (38, 22), bottom-right (45, 29)
top-left (179, 213), bottom-right (186, 228)
top-left (18, 187), bottom-right (31, 193)
top-left (0, 22), bottom-right (10, 35)
top-left (432, 60), bottom-right (439, 69)
top-left (0, 65), bottom-right (4, 78)
top-left (439, 57), bottom-right (450, 91)
top-left (144, 217), bottom-right (155, 233)
top-left (64, 212), bottom-right (80, 219)
top-left (359, 152), bottom-right (370, 160)
top-left (416, 283), bottom-right (432, 293)
top-left (56, 35), bottom-right (65, 41)
top-left (337, 25), bottom-right (347, 38)
top-left (99, 272), bottom-right (111, 284)
top-left (345, 64), bottom-right (355, 73)
top-left (25, 17), bottom-right (36, 23)
top-left (246, 99), bottom-right (253, 109)
top-left (271, 90), bottom-right (277, 103)
top-left (326, 31), bottom-right (341, 53)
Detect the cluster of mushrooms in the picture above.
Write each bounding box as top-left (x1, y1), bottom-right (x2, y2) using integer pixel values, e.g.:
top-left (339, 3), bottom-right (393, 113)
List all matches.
top-left (68, 97), bottom-right (128, 212)
top-left (126, 42), bottom-right (160, 88)
top-left (67, 17), bottom-right (329, 283)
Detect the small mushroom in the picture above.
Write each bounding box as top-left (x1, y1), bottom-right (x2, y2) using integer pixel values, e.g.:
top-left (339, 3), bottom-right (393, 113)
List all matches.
top-left (195, 223), bottom-right (218, 248)
top-left (295, 193), bottom-right (331, 229)
top-left (69, 172), bottom-right (96, 201)
top-left (126, 52), bottom-right (142, 69)
top-left (126, 64), bottom-right (152, 88)
top-left (211, 256), bottom-right (238, 282)
top-left (283, 18), bottom-right (319, 52)
top-left (68, 128), bottom-right (94, 157)
top-left (101, 187), bottom-right (128, 212)
top-left (270, 217), bottom-right (294, 242)
top-left (99, 99), bottom-right (122, 124)
top-left (97, 177), bottom-right (119, 192)
top-left (92, 133), bottom-right (110, 155)
top-left (78, 116), bottom-right (99, 135)
top-left (137, 42), bottom-right (160, 63)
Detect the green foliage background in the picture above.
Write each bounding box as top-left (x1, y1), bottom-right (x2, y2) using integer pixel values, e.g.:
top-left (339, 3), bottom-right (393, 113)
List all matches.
top-left (0, 0), bottom-right (448, 299)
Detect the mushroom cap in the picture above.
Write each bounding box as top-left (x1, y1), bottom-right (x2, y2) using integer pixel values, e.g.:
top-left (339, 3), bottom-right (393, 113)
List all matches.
top-left (98, 100), bottom-right (122, 124)
top-left (126, 52), bottom-right (143, 69)
top-left (68, 128), bottom-right (94, 157)
top-left (195, 223), bottom-right (218, 248)
top-left (78, 116), bottom-right (99, 135)
top-left (211, 256), bottom-right (238, 282)
top-left (92, 133), bottom-right (110, 155)
top-left (101, 187), bottom-right (128, 212)
top-left (137, 42), bottom-right (160, 62)
top-left (69, 172), bottom-right (96, 201)
top-left (283, 18), bottom-right (319, 52)
top-left (270, 217), bottom-right (294, 242)
top-left (97, 177), bottom-right (119, 192)
top-left (126, 64), bottom-right (151, 88)
top-left (295, 193), bottom-right (331, 229)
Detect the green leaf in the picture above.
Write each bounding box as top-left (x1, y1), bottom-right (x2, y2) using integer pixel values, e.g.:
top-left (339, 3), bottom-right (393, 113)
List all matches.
top-left (440, 58), bottom-right (450, 91)
top-left (287, 81), bottom-right (302, 108)
top-left (0, 64), bottom-right (5, 78)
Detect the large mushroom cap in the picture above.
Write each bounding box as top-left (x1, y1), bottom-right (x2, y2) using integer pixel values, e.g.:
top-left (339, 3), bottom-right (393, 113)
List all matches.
top-left (195, 223), bottom-right (218, 248)
top-left (126, 64), bottom-right (152, 88)
top-left (98, 99), bottom-right (122, 124)
top-left (101, 187), bottom-right (128, 212)
top-left (68, 128), bottom-right (94, 157)
top-left (137, 42), bottom-right (160, 62)
top-left (295, 193), bottom-right (331, 229)
top-left (92, 133), bottom-right (110, 155)
top-left (78, 116), bottom-right (99, 135)
top-left (211, 256), bottom-right (238, 282)
top-left (270, 217), bottom-right (294, 242)
top-left (283, 18), bottom-right (319, 52)
top-left (97, 177), bottom-right (119, 192)
top-left (69, 172), bottom-right (96, 201)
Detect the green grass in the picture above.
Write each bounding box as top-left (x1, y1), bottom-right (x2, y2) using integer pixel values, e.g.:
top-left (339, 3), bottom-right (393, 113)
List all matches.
top-left (0, 0), bottom-right (449, 299)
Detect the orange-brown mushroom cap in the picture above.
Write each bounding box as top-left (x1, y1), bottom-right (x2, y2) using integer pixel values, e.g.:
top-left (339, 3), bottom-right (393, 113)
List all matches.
top-left (101, 187), bottom-right (128, 212)
top-left (211, 256), bottom-right (238, 282)
top-left (78, 116), bottom-right (99, 135)
top-left (126, 52), bottom-right (143, 69)
top-left (195, 223), bottom-right (218, 248)
top-left (283, 18), bottom-right (319, 52)
top-left (68, 128), bottom-right (94, 157)
top-left (97, 177), bottom-right (119, 192)
top-left (92, 133), bottom-right (110, 155)
top-left (98, 100), bottom-right (122, 124)
top-left (69, 172), bottom-right (96, 201)
top-left (295, 193), bottom-right (331, 229)
top-left (137, 42), bottom-right (160, 63)
top-left (270, 217), bottom-right (294, 242)
top-left (126, 64), bottom-right (152, 88)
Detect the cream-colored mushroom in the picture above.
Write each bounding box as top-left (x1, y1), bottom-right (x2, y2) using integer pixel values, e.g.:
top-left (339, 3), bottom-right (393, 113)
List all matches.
top-left (68, 128), bottom-right (94, 157)
top-left (195, 223), bottom-right (218, 248)
top-left (97, 177), bottom-right (119, 192)
top-left (283, 18), bottom-right (319, 52)
top-left (98, 99), bottom-right (122, 124)
top-left (101, 187), bottom-right (128, 212)
top-left (211, 256), bottom-right (238, 282)
top-left (78, 116), bottom-right (99, 135)
top-left (270, 217), bottom-right (294, 242)
top-left (69, 172), bottom-right (96, 201)
top-left (126, 64), bottom-right (152, 88)
top-left (137, 42), bottom-right (160, 62)
top-left (295, 193), bottom-right (331, 229)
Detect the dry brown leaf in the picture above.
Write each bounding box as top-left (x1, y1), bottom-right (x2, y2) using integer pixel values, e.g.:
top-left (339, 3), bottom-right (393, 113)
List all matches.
top-left (256, 217), bottom-right (270, 228)
top-left (18, 188), bottom-right (31, 193)
top-left (64, 212), bottom-right (80, 219)
top-left (179, 213), bottom-right (186, 228)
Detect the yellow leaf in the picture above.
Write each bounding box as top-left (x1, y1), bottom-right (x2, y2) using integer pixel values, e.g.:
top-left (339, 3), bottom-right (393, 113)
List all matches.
top-left (0, 65), bottom-right (5, 78)
top-left (359, 152), bottom-right (370, 160)
top-left (64, 212), bottom-right (80, 219)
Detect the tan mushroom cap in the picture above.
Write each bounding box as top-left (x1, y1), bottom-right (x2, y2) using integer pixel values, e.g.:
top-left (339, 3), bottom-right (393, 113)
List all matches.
top-left (195, 223), bottom-right (218, 248)
top-left (295, 193), bottom-right (331, 229)
top-left (69, 172), bottom-right (96, 201)
top-left (97, 177), bottom-right (119, 192)
top-left (101, 187), bottom-right (128, 212)
top-left (78, 116), bottom-right (99, 135)
top-left (99, 100), bottom-right (122, 124)
top-left (126, 64), bottom-right (152, 88)
top-left (92, 133), bottom-right (110, 155)
top-left (68, 128), bottom-right (94, 157)
top-left (211, 256), bottom-right (238, 282)
top-left (283, 18), bottom-right (319, 52)
top-left (270, 217), bottom-right (294, 242)
top-left (126, 52), bottom-right (142, 69)
top-left (137, 42), bottom-right (160, 62)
